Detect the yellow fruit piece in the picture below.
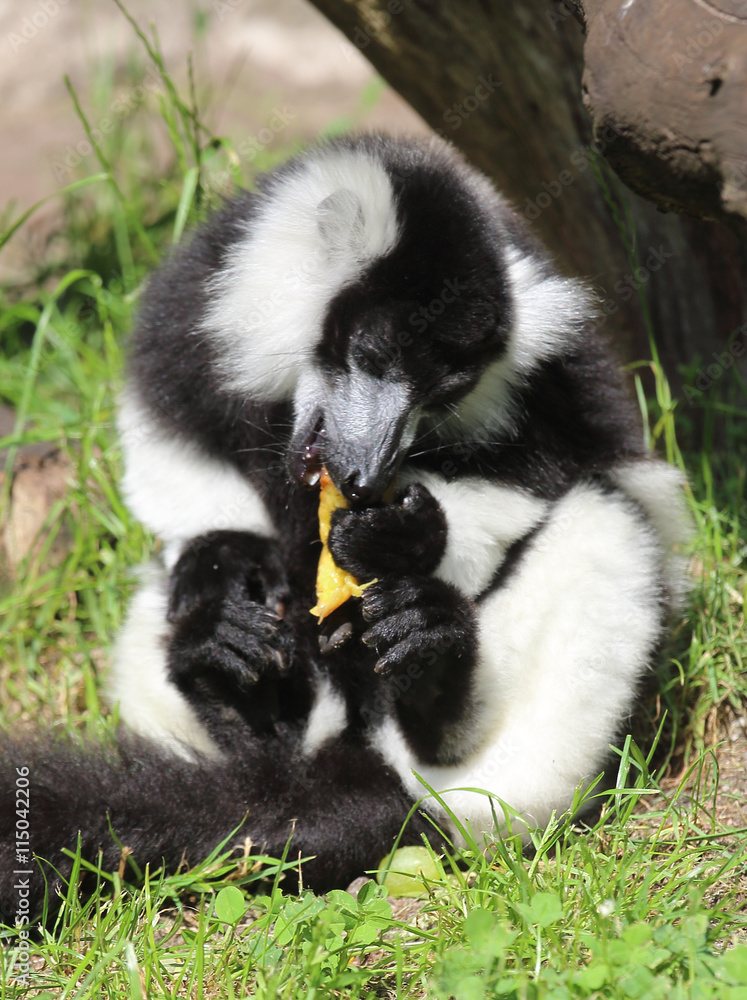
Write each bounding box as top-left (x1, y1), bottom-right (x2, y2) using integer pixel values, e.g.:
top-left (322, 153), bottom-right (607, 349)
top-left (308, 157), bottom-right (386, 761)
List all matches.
top-left (310, 468), bottom-right (375, 621)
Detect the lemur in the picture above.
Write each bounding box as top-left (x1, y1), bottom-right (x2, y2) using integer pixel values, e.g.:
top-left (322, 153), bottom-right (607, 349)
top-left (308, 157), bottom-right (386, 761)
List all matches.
top-left (0, 133), bottom-right (689, 922)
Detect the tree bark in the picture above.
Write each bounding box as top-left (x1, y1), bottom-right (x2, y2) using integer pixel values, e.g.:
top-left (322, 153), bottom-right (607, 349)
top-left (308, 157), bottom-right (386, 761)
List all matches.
top-left (308, 0), bottom-right (747, 391)
top-left (582, 0), bottom-right (747, 224)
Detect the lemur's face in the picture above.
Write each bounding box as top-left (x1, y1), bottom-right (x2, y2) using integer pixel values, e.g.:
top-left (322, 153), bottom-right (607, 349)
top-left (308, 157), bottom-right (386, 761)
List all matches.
top-left (202, 141), bottom-right (512, 502)
top-left (289, 158), bottom-right (511, 503)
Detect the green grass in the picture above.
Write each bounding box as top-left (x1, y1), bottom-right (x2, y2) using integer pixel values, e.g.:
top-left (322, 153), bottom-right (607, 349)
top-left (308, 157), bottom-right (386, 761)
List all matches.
top-left (1, 10), bottom-right (747, 998)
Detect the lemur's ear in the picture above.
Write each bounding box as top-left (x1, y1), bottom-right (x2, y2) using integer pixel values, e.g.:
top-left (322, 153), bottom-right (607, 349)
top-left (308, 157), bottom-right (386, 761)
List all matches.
top-left (317, 189), bottom-right (366, 258)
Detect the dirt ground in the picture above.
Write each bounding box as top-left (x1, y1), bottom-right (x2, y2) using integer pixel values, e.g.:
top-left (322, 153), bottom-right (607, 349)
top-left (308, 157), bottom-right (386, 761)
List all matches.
top-left (0, 0), bottom-right (428, 280)
top-left (635, 710), bottom-right (747, 832)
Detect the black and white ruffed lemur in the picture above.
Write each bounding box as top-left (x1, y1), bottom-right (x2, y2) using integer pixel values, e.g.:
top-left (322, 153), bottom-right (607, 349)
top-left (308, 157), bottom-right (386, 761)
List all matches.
top-left (0, 133), bottom-right (689, 922)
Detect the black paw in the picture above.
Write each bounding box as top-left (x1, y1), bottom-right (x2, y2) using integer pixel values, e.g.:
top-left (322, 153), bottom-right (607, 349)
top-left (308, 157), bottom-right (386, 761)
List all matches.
top-left (359, 575), bottom-right (475, 679)
top-left (360, 576), bottom-right (479, 765)
top-left (168, 588), bottom-right (296, 695)
top-left (327, 483), bottom-right (447, 581)
top-left (167, 531), bottom-right (289, 625)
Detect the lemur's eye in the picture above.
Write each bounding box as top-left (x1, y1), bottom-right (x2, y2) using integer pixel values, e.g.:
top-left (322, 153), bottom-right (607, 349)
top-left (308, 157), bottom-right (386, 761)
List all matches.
top-left (351, 340), bottom-right (396, 379)
top-left (415, 366), bottom-right (479, 405)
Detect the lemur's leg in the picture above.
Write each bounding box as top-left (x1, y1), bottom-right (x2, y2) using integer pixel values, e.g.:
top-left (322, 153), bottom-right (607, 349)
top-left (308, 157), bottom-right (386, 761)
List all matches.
top-left (109, 566), bottom-right (219, 760)
top-left (331, 463), bottom-right (688, 840)
top-left (111, 391), bottom-right (311, 756)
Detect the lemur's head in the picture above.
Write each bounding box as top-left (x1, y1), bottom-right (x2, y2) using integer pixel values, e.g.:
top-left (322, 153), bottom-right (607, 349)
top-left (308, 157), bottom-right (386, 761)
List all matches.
top-left (203, 135), bottom-right (590, 501)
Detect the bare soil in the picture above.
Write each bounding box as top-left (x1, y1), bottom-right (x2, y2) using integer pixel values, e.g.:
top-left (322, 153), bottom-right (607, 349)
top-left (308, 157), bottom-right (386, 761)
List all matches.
top-left (0, 0), bottom-right (428, 281)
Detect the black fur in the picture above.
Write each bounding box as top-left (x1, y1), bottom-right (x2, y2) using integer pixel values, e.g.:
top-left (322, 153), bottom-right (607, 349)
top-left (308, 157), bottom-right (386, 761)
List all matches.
top-left (166, 531), bottom-right (311, 732)
top-left (328, 483), bottom-right (447, 579)
top-left (0, 729), bottom-right (432, 923)
top-left (0, 133), bottom-right (663, 925)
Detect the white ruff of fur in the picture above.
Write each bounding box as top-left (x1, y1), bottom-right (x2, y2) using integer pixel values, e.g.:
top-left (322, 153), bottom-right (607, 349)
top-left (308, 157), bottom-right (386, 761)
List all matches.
top-left (201, 147), bottom-right (400, 401)
top-left (439, 248), bottom-right (595, 443)
top-left (108, 567), bottom-right (221, 761)
top-left (118, 389), bottom-right (275, 567)
top-left (611, 458), bottom-right (692, 603)
top-left (371, 479), bottom-right (669, 841)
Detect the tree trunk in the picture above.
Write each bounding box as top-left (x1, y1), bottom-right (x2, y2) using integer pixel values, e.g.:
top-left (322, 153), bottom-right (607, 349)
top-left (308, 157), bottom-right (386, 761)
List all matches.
top-left (308, 0), bottom-right (747, 393)
top-left (582, 0), bottom-right (747, 224)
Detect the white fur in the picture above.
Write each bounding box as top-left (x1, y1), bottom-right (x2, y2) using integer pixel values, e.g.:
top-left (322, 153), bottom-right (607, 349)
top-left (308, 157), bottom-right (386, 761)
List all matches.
top-left (503, 248), bottom-right (594, 375)
top-left (202, 147), bottom-right (400, 400)
top-left (440, 250), bottom-right (594, 442)
top-left (118, 389), bottom-right (275, 568)
top-left (302, 676), bottom-right (349, 756)
top-left (399, 468), bottom-right (548, 597)
top-left (372, 481), bottom-right (664, 842)
top-left (108, 567), bottom-right (220, 761)
top-left (611, 458), bottom-right (692, 601)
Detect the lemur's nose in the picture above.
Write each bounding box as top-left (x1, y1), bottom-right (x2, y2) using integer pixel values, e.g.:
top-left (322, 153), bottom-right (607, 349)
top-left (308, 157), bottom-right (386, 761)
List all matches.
top-left (341, 473), bottom-right (376, 505)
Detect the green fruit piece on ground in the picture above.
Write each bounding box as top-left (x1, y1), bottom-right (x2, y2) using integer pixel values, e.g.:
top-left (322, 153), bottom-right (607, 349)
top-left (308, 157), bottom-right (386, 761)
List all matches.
top-left (378, 846), bottom-right (441, 897)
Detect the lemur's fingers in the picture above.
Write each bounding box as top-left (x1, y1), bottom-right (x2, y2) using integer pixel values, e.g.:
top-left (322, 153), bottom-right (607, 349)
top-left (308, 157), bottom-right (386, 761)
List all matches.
top-left (372, 624), bottom-right (466, 677)
top-left (167, 531), bottom-right (289, 624)
top-left (360, 576), bottom-right (444, 620)
top-left (362, 606), bottom-right (447, 651)
top-left (169, 596), bottom-right (294, 692)
top-left (359, 577), bottom-right (476, 676)
top-left (328, 483), bottom-right (447, 580)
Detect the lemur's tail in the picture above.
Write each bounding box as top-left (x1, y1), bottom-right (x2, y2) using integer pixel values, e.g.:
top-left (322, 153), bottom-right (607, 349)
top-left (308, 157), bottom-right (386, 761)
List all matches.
top-left (0, 729), bottom-right (430, 923)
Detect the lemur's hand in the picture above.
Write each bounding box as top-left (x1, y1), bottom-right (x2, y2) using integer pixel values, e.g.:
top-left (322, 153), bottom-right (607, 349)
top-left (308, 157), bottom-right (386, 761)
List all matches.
top-left (327, 482), bottom-right (447, 580)
top-left (360, 574), bottom-right (478, 764)
top-left (359, 576), bottom-right (475, 677)
top-left (167, 531), bottom-right (294, 693)
top-left (168, 531), bottom-right (288, 622)
top-left (328, 483), bottom-right (479, 763)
